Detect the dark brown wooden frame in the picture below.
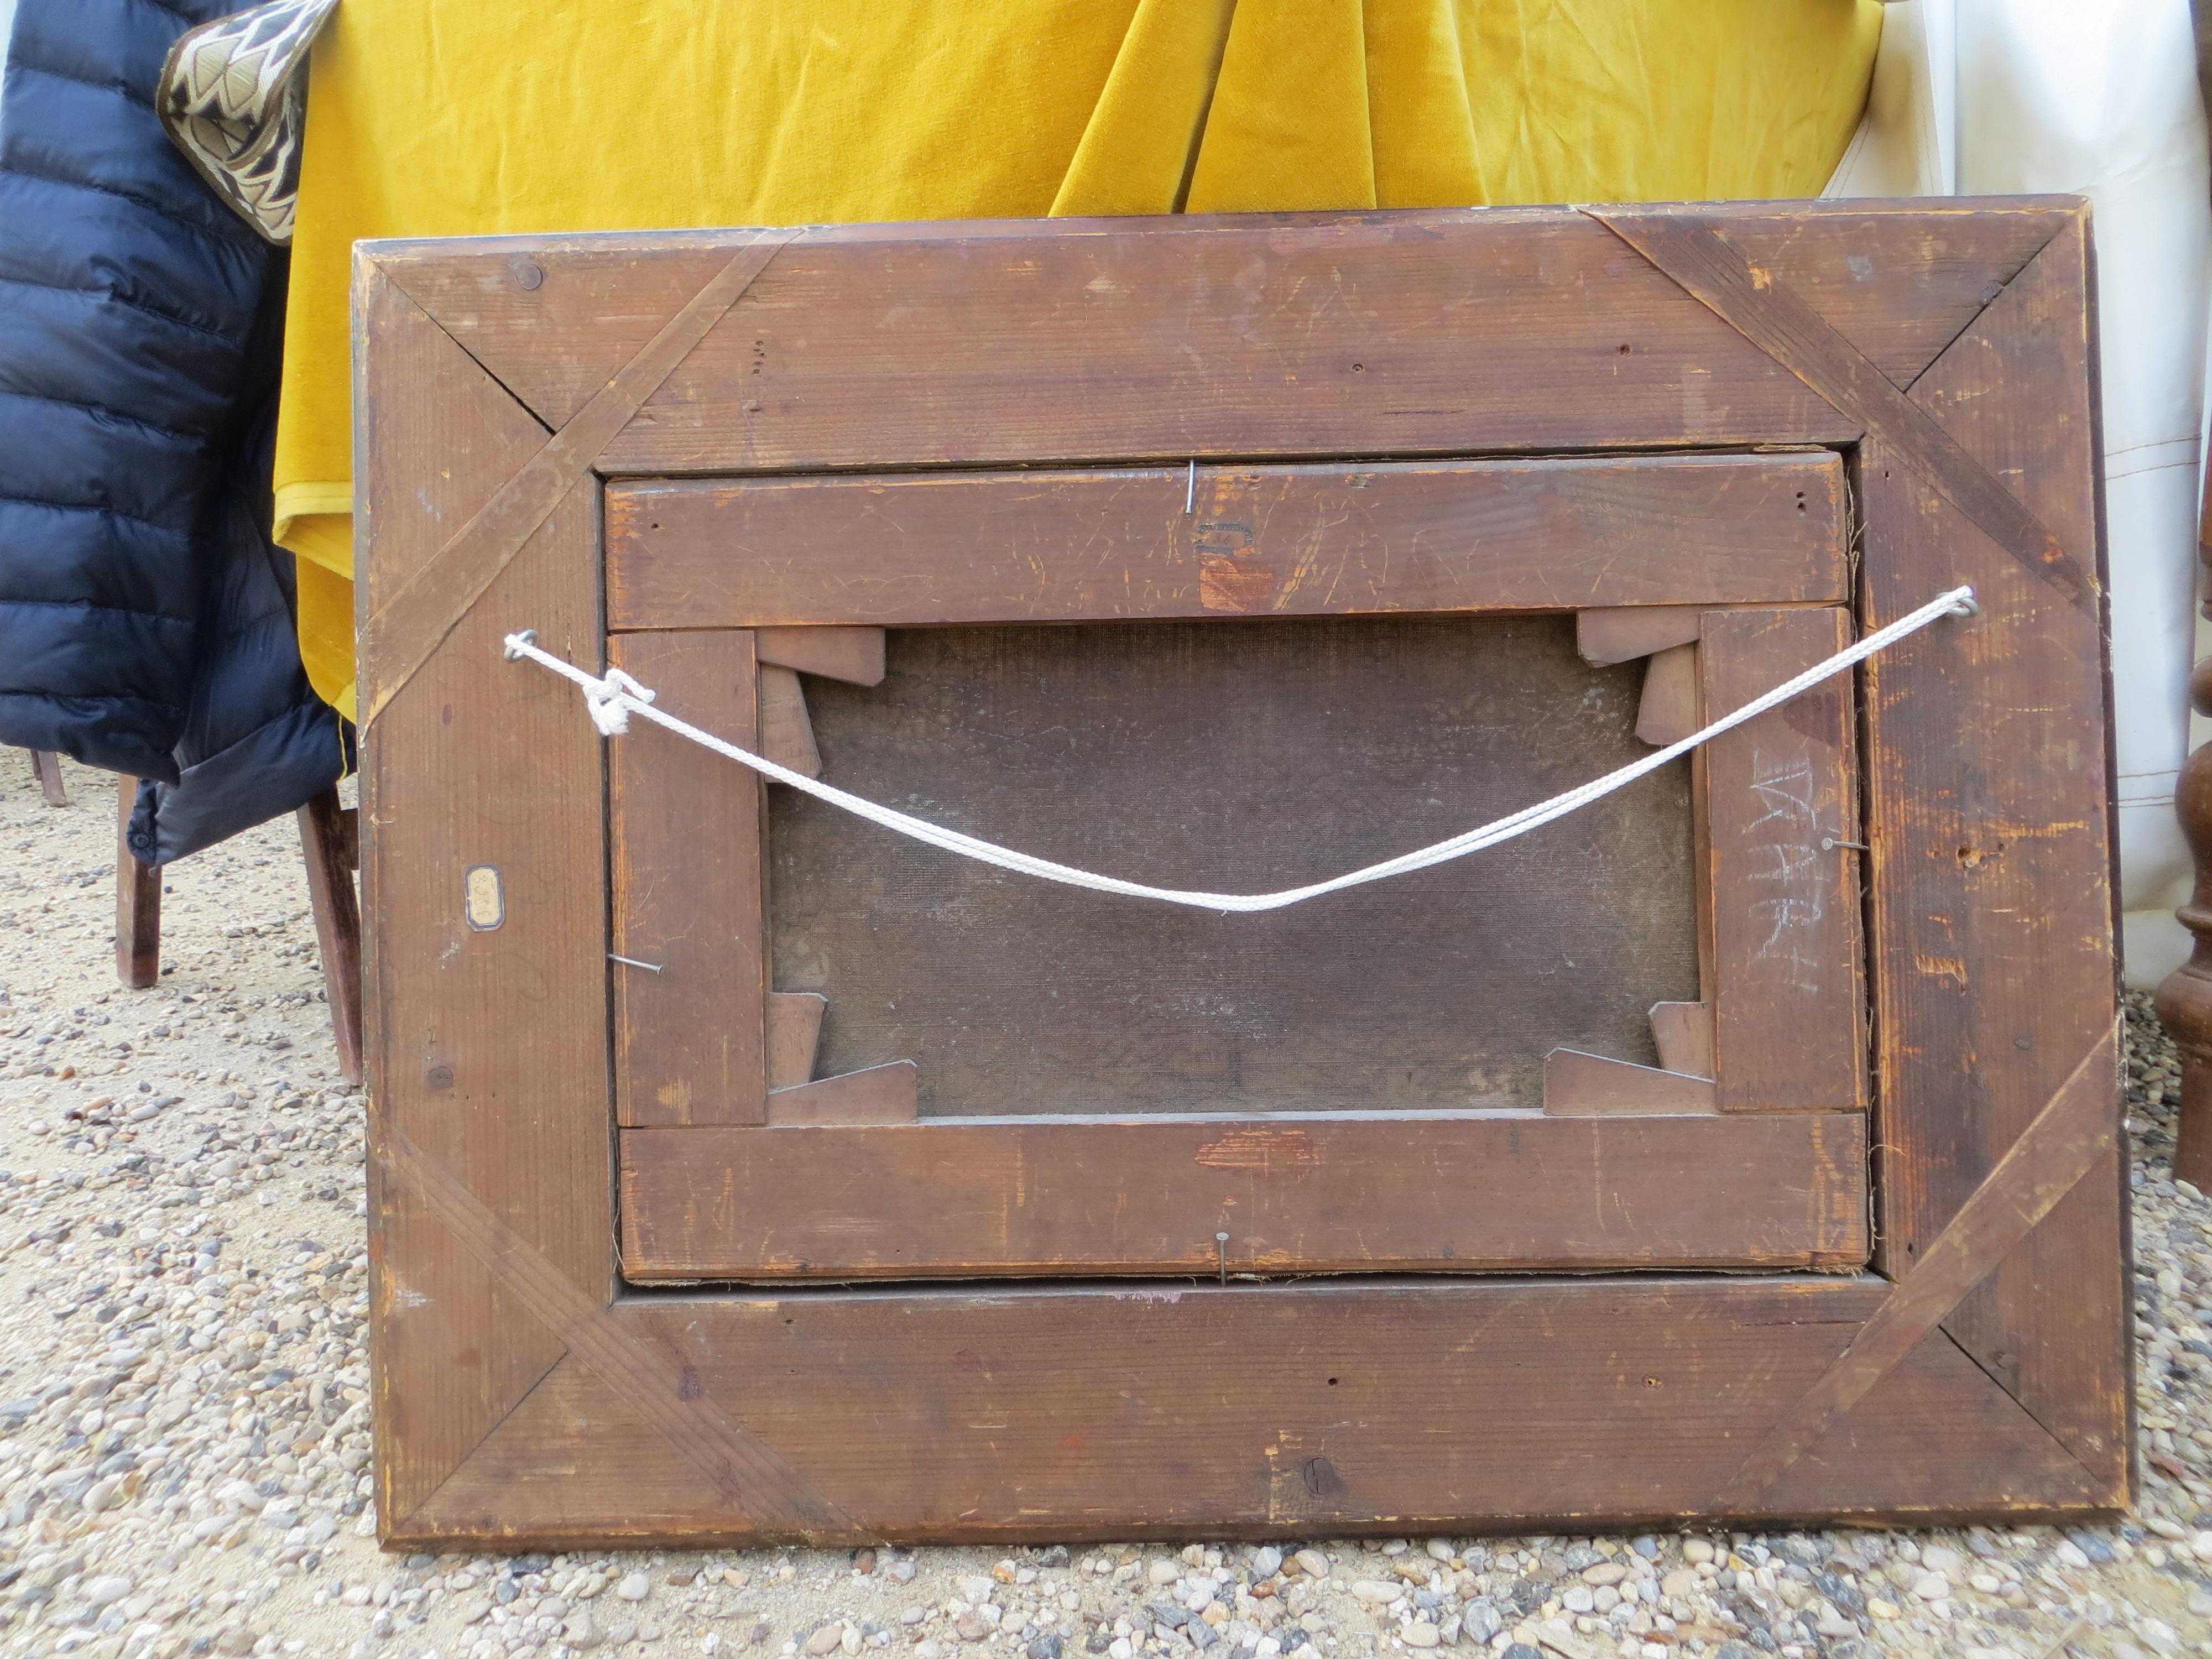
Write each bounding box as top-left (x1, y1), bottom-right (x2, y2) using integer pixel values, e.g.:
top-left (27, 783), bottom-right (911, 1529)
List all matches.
top-left (603, 461), bottom-right (1871, 1284)
top-left (358, 200), bottom-right (2128, 1546)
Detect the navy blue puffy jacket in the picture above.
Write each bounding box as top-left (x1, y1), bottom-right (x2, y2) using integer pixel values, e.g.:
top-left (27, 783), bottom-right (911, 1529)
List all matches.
top-left (0, 0), bottom-right (346, 862)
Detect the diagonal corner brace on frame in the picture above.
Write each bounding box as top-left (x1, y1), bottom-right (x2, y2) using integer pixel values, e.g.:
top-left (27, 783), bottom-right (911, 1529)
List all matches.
top-left (359, 229), bottom-right (800, 728)
top-left (1584, 208), bottom-right (2099, 617)
top-left (1713, 1021), bottom-right (2121, 1507)
top-left (379, 1125), bottom-right (854, 1532)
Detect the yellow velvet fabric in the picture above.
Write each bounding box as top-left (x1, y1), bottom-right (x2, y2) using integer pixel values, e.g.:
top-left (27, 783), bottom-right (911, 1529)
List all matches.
top-left (277, 0), bottom-right (1882, 719)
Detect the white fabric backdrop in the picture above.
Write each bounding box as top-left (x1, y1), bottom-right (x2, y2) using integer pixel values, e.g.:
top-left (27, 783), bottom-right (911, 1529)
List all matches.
top-left (1826, 0), bottom-right (2212, 988)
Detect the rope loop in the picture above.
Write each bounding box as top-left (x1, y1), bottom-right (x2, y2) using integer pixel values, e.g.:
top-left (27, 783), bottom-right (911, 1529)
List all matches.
top-left (499, 585), bottom-right (1974, 915)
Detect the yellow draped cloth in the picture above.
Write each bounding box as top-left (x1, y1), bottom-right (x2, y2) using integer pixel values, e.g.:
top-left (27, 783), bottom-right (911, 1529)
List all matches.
top-left (276, 0), bottom-right (1883, 721)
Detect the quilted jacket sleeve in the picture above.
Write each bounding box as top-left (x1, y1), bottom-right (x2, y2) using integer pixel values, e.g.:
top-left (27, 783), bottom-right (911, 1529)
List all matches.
top-left (1, 0), bottom-right (346, 865)
top-left (0, 0), bottom-right (271, 782)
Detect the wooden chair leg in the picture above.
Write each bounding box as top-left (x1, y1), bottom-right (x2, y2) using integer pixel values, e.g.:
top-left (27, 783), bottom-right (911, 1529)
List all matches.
top-left (116, 778), bottom-right (160, 989)
top-left (298, 787), bottom-right (364, 1086)
top-left (29, 749), bottom-right (67, 806)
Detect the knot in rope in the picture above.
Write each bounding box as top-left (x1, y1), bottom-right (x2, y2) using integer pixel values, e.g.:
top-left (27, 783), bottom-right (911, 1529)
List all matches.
top-left (502, 631), bottom-right (656, 734)
top-left (585, 668), bottom-right (655, 735)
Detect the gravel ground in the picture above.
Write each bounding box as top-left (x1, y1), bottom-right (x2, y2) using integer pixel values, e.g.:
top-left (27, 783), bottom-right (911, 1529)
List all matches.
top-left (4, 748), bottom-right (2212, 1659)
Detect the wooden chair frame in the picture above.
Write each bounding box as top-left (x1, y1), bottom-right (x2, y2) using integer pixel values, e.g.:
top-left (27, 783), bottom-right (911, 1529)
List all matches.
top-left (112, 776), bottom-right (363, 1087)
top-left (357, 200), bottom-right (2128, 1546)
top-left (20, 748), bottom-right (69, 806)
top-left (9, 748), bottom-right (362, 1083)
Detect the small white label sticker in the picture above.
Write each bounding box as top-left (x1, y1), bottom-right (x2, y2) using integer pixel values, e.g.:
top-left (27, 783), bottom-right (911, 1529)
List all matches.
top-left (463, 865), bottom-right (504, 931)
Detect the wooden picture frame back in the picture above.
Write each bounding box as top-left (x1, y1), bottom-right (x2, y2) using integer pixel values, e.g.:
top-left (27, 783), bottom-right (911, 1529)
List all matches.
top-left (357, 199), bottom-right (2127, 1545)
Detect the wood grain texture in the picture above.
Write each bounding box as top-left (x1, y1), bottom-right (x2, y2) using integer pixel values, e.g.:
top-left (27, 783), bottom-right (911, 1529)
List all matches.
top-left (1594, 207), bottom-right (2098, 615)
top-left (1579, 606), bottom-right (1705, 666)
top-left (359, 203), bottom-right (2124, 1540)
top-left (114, 779), bottom-right (158, 990)
top-left (367, 204), bottom-right (2072, 477)
top-left (619, 1113), bottom-right (1864, 1280)
top-left (764, 1061), bottom-right (919, 1126)
top-left (609, 630), bottom-right (768, 1128)
top-left (1542, 1050), bottom-right (1718, 1117)
top-left (1701, 608), bottom-right (1865, 1114)
top-left (755, 665), bottom-right (821, 778)
top-left (756, 628), bottom-right (884, 686)
top-left (1718, 1025), bottom-right (2119, 1505)
top-left (355, 264), bottom-right (612, 1530)
top-left (1650, 1001), bottom-right (1715, 1079)
top-left (1635, 644), bottom-right (1700, 747)
top-left (1712, 204), bottom-right (2058, 386)
top-left (607, 455), bottom-right (1849, 630)
top-left (768, 616), bottom-right (1697, 1116)
top-left (359, 232), bottom-right (792, 725)
top-left (1858, 221), bottom-right (2128, 1492)
top-left (390, 1273), bottom-right (2106, 1547)
top-left (383, 1126), bottom-right (849, 1531)
top-left (765, 991), bottom-right (826, 1089)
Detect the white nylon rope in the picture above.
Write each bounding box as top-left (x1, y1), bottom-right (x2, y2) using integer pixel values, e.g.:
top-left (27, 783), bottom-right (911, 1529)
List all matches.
top-left (502, 586), bottom-right (1976, 914)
